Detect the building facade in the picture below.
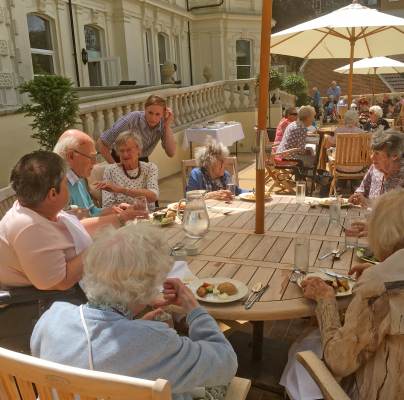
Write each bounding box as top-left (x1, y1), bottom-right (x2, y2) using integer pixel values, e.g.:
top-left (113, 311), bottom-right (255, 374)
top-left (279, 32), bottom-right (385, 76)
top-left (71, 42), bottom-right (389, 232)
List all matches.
top-left (0, 0), bottom-right (268, 108)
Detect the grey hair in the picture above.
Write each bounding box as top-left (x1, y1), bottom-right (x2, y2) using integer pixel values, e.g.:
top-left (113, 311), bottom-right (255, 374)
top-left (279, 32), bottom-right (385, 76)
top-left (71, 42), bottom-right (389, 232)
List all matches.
top-left (53, 135), bottom-right (82, 159)
top-left (195, 140), bottom-right (229, 169)
top-left (344, 110), bottom-right (359, 126)
top-left (82, 223), bottom-right (172, 307)
top-left (369, 105), bottom-right (383, 119)
top-left (115, 131), bottom-right (143, 152)
top-left (371, 130), bottom-right (404, 157)
top-left (298, 105), bottom-right (315, 122)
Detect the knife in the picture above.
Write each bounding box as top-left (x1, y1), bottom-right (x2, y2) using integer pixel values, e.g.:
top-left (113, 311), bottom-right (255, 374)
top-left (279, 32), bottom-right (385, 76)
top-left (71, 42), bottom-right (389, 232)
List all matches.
top-left (244, 283), bottom-right (269, 310)
top-left (322, 270), bottom-right (356, 282)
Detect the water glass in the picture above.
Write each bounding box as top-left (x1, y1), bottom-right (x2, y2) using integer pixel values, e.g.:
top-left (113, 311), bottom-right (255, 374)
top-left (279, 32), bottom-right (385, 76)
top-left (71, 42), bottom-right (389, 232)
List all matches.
top-left (296, 181), bottom-right (306, 204)
top-left (344, 216), bottom-right (360, 249)
top-left (132, 196), bottom-right (149, 219)
top-left (226, 183), bottom-right (236, 196)
top-left (328, 196), bottom-right (341, 223)
top-left (294, 237), bottom-right (310, 272)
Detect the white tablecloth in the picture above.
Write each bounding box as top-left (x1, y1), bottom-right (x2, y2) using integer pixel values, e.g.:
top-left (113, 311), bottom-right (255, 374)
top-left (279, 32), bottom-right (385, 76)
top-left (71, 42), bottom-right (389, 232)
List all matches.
top-left (183, 123), bottom-right (245, 149)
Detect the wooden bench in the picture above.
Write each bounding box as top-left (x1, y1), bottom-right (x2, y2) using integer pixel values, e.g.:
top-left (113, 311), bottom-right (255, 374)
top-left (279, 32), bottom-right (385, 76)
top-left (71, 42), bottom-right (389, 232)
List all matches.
top-left (0, 186), bottom-right (16, 219)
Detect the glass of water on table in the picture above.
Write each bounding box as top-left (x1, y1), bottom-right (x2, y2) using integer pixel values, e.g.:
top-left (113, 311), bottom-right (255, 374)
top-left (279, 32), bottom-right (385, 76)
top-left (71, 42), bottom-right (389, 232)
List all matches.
top-left (344, 215), bottom-right (361, 249)
top-left (294, 237), bottom-right (310, 273)
top-left (328, 195), bottom-right (341, 223)
top-left (295, 181), bottom-right (306, 204)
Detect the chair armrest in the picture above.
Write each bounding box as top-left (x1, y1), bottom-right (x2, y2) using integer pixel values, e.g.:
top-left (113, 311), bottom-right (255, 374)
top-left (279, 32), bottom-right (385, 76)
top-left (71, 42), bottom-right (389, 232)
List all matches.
top-left (224, 377), bottom-right (251, 400)
top-left (296, 351), bottom-right (350, 400)
top-left (276, 147), bottom-right (301, 157)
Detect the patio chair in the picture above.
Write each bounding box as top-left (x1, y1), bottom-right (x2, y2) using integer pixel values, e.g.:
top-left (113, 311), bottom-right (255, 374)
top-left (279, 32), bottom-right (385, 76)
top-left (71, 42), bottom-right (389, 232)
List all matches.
top-left (0, 345), bottom-right (251, 400)
top-left (328, 132), bottom-right (372, 195)
top-left (296, 351), bottom-right (350, 400)
top-left (182, 157), bottom-right (239, 195)
top-left (0, 186), bottom-right (16, 219)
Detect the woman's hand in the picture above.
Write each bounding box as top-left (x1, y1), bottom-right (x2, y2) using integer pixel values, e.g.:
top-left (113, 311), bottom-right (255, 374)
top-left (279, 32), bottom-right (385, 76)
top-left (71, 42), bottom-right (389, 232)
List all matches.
top-left (301, 277), bottom-right (335, 302)
top-left (348, 192), bottom-right (367, 207)
top-left (95, 181), bottom-right (122, 194)
top-left (158, 278), bottom-right (199, 314)
top-left (205, 190), bottom-right (234, 201)
top-left (164, 107), bottom-right (174, 127)
top-left (349, 262), bottom-right (372, 280)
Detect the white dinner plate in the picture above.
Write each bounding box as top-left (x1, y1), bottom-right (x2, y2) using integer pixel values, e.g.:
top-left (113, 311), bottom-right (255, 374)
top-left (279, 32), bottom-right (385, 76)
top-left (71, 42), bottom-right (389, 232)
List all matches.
top-left (239, 192), bottom-right (272, 202)
top-left (318, 198), bottom-right (350, 208)
top-left (297, 271), bottom-right (354, 297)
top-left (189, 278), bottom-right (249, 303)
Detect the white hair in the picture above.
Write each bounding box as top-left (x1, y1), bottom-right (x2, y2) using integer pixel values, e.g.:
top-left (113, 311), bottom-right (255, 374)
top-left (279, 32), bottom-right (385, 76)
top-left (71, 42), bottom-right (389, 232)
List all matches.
top-left (298, 105), bottom-right (315, 122)
top-left (115, 131), bottom-right (143, 153)
top-left (369, 105), bottom-right (383, 119)
top-left (82, 223), bottom-right (172, 307)
top-left (195, 139), bottom-right (229, 169)
top-left (53, 135), bottom-right (82, 159)
top-left (344, 110), bottom-right (359, 126)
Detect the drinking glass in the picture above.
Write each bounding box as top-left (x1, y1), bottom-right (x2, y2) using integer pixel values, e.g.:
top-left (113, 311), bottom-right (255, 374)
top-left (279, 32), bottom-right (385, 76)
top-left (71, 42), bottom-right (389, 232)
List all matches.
top-left (182, 191), bottom-right (210, 239)
top-left (226, 183), bottom-right (236, 196)
top-left (294, 237), bottom-right (310, 272)
top-left (328, 195), bottom-right (341, 223)
top-left (132, 196), bottom-right (149, 219)
top-left (344, 216), bottom-right (360, 249)
top-left (296, 181), bottom-right (306, 204)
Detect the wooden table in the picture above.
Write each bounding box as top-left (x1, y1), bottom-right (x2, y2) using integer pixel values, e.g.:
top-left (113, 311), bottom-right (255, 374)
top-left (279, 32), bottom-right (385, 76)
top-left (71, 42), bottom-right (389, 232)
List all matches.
top-left (162, 195), bottom-right (367, 358)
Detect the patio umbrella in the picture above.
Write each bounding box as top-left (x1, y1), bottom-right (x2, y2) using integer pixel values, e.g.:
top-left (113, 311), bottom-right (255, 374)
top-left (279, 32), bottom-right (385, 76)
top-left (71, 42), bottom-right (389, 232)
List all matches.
top-left (255, 0), bottom-right (273, 234)
top-left (334, 56), bottom-right (404, 75)
top-left (270, 0), bottom-right (404, 104)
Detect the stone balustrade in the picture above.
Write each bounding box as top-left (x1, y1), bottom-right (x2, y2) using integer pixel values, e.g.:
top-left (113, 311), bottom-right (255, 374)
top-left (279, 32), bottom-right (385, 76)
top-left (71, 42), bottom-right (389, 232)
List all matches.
top-left (78, 79), bottom-right (295, 139)
top-left (320, 91), bottom-right (404, 105)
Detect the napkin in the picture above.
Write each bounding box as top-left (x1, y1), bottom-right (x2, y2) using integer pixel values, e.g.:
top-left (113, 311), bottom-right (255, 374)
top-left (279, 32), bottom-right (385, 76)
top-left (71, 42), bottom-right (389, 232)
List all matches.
top-left (58, 211), bottom-right (92, 254)
top-left (166, 261), bottom-right (196, 283)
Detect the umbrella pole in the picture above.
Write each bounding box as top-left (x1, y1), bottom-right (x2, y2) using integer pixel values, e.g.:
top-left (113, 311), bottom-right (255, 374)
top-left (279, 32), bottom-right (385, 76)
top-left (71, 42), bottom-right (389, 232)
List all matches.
top-left (347, 29), bottom-right (355, 106)
top-left (372, 67), bottom-right (376, 105)
top-left (255, 0), bottom-right (272, 234)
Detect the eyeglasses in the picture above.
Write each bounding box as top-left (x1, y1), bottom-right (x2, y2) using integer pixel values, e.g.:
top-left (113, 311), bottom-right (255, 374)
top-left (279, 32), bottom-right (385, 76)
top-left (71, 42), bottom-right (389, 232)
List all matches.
top-left (289, 113), bottom-right (298, 116)
top-left (74, 149), bottom-right (98, 162)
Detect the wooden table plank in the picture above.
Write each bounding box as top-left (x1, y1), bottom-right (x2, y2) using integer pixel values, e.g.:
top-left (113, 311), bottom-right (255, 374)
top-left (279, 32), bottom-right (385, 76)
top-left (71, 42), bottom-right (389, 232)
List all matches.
top-left (264, 237), bottom-right (293, 263)
top-left (201, 232), bottom-right (234, 256)
top-left (283, 214), bottom-right (305, 233)
top-left (270, 213), bottom-right (293, 232)
top-left (214, 263), bottom-right (240, 278)
top-left (297, 215), bottom-right (318, 234)
top-left (217, 233), bottom-right (249, 258)
top-left (232, 235), bottom-right (263, 259)
top-left (260, 268), bottom-right (291, 302)
top-left (248, 236), bottom-right (278, 261)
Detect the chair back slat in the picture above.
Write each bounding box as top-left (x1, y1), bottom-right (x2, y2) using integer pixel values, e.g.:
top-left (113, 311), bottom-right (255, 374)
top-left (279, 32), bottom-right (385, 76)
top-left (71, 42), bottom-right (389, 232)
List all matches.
top-left (334, 133), bottom-right (372, 168)
top-left (0, 186), bottom-right (16, 219)
top-left (0, 347), bottom-right (172, 400)
top-left (182, 156), bottom-right (239, 195)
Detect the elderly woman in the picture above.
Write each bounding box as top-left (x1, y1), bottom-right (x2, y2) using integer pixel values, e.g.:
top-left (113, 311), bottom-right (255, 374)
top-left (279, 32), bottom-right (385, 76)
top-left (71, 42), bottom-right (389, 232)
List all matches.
top-left (362, 105), bottom-right (390, 132)
top-left (282, 189), bottom-right (404, 400)
top-left (96, 131), bottom-right (159, 208)
top-left (31, 223), bottom-right (238, 400)
top-left (349, 130), bottom-right (404, 207)
top-left (325, 110), bottom-right (363, 149)
top-left (275, 105), bottom-right (317, 169)
top-left (186, 140), bottom-right (243, 201)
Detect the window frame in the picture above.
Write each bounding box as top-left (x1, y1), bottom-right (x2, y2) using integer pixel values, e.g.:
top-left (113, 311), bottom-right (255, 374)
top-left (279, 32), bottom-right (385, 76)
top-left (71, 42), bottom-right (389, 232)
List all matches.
top-left (236, 39), bottom-right (252, 80)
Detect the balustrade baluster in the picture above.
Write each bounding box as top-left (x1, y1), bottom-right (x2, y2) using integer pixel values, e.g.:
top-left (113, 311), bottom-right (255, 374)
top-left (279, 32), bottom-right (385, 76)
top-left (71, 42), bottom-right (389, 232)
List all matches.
top-left (172, 95), bottom-right (181, 126)
top-left (183, 94), bottom-right (192, 123)
top-left (104, 109), bottom-right (115, 130)
top-left (228, 82), bottom-right (236, 111)
top-left (248, 81), bottom-right (256, 108)
top-left (83, 113), bottom-right (94, 138)
top-left (92, 110), bottom-right (105, 139)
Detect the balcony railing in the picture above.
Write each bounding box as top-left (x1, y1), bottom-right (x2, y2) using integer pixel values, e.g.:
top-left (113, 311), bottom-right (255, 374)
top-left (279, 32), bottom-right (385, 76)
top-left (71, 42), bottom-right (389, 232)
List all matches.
top-left (78, 79), bottom-right (296, 139)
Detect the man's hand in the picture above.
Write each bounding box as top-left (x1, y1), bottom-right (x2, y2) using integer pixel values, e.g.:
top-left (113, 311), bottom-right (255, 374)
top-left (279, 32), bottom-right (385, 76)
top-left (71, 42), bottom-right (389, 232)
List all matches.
top-left (205, 190), bottom-right (234, 201)
top-left (164, 107), bottom-right (174, 127)
top-left (156, 278), bottom-right (199, 314)
top-left (120, 205), bottom-right (149, 221)
top-left (301, 277), bottom-right (335, 302)
top-left (95, 181), bottom-right (122, 193)
top-left (349, 262), bottom-right (372, 280)
top-left (349, 192), bottom-right (367, 207)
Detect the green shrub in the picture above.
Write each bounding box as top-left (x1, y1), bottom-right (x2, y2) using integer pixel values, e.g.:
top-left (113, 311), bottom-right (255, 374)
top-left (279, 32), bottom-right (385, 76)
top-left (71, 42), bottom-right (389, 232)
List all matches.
top-left (256, 69), bottom-right (284, 91)
top-left (19, 75), bottom-right (79, 150)
top-left (281, 74), bottom-right (307, 96)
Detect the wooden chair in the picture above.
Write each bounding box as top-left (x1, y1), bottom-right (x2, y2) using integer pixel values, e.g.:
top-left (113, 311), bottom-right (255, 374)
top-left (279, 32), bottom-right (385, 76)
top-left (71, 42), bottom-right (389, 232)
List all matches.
top-left (297, 351), bottom-right (350, 400)
top-left (0, 186), bottom-right (16, 219)
top-left (182, 156), bottom-right (239, 195)
top-left (328, 132), bottom-right (372, 195)
top-left (0, 345), bottom-right (250, 400)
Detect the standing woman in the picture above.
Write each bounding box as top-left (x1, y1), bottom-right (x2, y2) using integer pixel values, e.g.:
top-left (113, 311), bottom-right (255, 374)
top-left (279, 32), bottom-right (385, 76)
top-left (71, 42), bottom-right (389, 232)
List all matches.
top-left (97, 95), bottom-right (176, 163)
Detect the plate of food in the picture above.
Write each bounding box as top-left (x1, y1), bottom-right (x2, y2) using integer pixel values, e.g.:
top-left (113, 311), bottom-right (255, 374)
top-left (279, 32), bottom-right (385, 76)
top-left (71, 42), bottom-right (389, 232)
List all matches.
top-left (318, 198), bottom-right (351, 208)
top-left (239, 192), bottom-right (272, 202)
top-left (167, 202), bottom-right (186, 213)
top-left (189, 278), bottom-right (248, 303)
top-left (356, 247), bottom-right (379, 264)
top-left (152, 209), bottom-right (177, 226)
top-left (297, 271), bottom-right (354, 297)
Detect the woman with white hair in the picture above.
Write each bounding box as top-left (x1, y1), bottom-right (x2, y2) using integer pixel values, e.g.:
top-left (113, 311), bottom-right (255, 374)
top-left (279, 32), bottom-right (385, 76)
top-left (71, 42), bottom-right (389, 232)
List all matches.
top-left (187, 140), bottom-right (243, 201)
top-left (281, 189), bottom-right (404, 400)
top-left (362, 105), bottom-right (390, 132)
top-left (31, 223), bottom-right (238, 400)
top-left (275, 105), bottom-right (316, 170)
top-left (349, 130), bottom-right (404, 207)
top-left (95, 131), bottom-right (159, 208)
top-left (326, 110), bottom-right (363, 148)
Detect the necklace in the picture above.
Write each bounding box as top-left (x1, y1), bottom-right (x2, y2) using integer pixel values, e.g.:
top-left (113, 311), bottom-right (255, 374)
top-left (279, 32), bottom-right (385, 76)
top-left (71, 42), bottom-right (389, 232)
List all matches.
top-left (122, 163), bottom-right (141, 180)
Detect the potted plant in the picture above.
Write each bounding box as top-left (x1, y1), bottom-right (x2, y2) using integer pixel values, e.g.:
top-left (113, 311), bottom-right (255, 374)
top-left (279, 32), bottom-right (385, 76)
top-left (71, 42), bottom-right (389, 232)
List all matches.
top-left (19, 75), bottom-right (79, 150)
top-left (281, 74), bottom-right (308, 106)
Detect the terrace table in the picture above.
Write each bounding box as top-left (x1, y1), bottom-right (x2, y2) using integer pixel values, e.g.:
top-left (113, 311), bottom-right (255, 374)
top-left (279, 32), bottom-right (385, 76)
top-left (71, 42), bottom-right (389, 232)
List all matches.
top-left (162, 195), bottom-right (367, 359)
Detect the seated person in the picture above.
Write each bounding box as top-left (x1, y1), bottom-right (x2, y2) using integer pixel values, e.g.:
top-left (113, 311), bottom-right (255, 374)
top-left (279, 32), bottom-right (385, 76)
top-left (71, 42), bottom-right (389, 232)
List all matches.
top-left (325, 110), bottom-right (364, 148)
top-left (54, 129), bottom-right (143, 220)
top-left (322, 96), bottom-right (337, 123)
top-left (274, 107), bottom-right (298, 143)
top-left (380, 94), bottom-right (394, 118)
top-left (187, 140), bottom-right (243, 201)
top-left (281, 189), bottom-right (404, 400)
top-left (31, 223), bottom-right (238, 400)
top-left (349, 131), bottom-right (404, 207)
top-left (95, 131), bottom-right (159, 209)
top-left (361, 105), bottom-right (390, 132)
top-left (275, 105), bottom-right (316, 170)
top-left (357, 96), bottom-right (369, 113)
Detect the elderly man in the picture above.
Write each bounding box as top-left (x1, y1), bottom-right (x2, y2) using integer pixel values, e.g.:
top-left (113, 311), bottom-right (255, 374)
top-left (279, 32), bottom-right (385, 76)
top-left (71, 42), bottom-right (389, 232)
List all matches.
top-left (274, 107), bottom-right (298, 143)
top-left (326, 81), bottom-right (341, 102)
top-left (349, 131), bottom-right (404, 207)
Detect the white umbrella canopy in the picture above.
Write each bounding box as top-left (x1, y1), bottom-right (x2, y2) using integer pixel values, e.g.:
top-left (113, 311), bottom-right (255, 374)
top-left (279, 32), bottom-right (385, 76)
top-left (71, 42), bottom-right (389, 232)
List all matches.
top-left (334, 56), bottom-right (404, 74)
top-left (270, 0), bottom-right (404, 103)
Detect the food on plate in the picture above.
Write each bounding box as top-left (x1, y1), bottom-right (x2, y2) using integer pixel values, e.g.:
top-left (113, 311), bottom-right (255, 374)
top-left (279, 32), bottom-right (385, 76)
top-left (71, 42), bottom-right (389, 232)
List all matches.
top-left (241, 192), bottom-right (271, 201)
top-left (324, 277), bottom-right (350, 293)
top-left (196, 281), bottom-right (238, 298)
top-left (217, 282), bottom-right (238, 296)
top-left (168, 202), bottom-right (186, 212)
top-left (152, 210), bottom-right (175, 225)
top-left (356, 247), bottom-right (379, 263)
top-left (318, 197), bottom-right (350, 207)
top-left (166, 209), bottom-right (177, 219)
